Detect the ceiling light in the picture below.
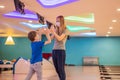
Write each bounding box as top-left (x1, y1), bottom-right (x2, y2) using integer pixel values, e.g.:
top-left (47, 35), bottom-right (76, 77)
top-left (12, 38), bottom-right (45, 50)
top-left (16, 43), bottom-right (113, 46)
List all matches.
top-left (5, 36), bottom-right (15, 45)
top-left (4, 9), bottom-right (38, 20)
top-left (0, 5), bottom-right (5, 8)
top-left (65, 13), bottom-right (95, 24)
top-left (117, 8), bottom-right (120, 11)
top-left (37, 0), bottom-right (78, 8)
top-left (28, 20), bottom-right (32, 23)
top-left (106, 34), bottom-right (109, 37)
top-left (107, 31), bottom-right (111, 34)
top-left (112, 20), bottom-right (117, 22)
top-left (66, 25), bottom-right (95, 32)
top-left (109, 27), bottom-right (113, 29)
top-left (20, 22), bottom-right (47, 29)
top-left (80, 32), bottom-right (96, 36)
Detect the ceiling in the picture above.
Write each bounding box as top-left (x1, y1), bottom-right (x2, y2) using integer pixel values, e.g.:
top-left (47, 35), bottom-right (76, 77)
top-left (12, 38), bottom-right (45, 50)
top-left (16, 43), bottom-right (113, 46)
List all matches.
top-left (0, 0), bottom-right (120, 37)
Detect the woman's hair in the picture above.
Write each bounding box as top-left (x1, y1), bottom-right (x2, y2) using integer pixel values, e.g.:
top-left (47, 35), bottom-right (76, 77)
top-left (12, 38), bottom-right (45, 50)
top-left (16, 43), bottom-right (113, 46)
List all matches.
top-left (56, 15), bottom-right (66, 35)
top-left (28, 31), bottom-right (37, 41)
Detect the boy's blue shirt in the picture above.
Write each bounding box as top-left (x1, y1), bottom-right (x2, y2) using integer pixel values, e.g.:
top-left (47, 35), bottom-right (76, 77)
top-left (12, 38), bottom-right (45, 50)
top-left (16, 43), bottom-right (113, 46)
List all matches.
top-left (30, 41), bottom-right (44, 64)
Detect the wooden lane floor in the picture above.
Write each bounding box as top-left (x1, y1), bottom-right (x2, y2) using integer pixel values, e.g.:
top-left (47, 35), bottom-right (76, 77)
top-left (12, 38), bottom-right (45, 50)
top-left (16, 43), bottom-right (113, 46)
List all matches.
top-left (0, 66), bottom-right (101, 80)
top-left (100, 66), bottom-right (120, 80)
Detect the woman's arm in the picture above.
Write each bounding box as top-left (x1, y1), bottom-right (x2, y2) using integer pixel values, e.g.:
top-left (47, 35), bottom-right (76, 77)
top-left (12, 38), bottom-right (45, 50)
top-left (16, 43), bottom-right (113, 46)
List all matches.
top-left (54, 32), bottom-right (66, 41)
top-left (50, 26), bottom-right (66, 41)
top-left (52, 31), bottom-right (66, 41)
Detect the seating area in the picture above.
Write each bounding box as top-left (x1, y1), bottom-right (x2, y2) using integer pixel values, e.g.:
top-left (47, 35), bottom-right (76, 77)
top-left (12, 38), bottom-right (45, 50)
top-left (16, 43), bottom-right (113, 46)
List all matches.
top-left (0, 59), bottom-right (16, 73)
top-left (0, 53), bottom-right (52, 74)
top-left (83, 57), bottom-right (99, 66)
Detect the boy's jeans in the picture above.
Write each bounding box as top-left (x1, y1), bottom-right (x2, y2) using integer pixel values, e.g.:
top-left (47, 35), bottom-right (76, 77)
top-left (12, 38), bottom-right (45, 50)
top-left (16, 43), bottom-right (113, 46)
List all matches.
top-left (25, 62), bottom-right (42, 80)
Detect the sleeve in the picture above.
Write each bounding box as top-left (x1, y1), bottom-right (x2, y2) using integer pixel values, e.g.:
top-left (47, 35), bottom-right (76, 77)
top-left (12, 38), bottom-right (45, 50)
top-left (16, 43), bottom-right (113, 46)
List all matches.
top-left (63, 29), bottom-right (70, 35)
top-left (38, 41), bottom-right (45, 46)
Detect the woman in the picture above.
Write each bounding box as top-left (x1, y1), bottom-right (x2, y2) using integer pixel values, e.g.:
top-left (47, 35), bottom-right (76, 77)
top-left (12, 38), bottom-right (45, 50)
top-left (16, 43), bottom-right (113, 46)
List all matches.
top-left (51, 15), bottom-right (68, 80)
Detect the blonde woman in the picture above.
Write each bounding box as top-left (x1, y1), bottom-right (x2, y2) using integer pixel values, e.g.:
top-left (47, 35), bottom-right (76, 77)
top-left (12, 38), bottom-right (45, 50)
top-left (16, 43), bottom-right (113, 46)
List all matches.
top-left (51, 15), bottom-right (68, 80)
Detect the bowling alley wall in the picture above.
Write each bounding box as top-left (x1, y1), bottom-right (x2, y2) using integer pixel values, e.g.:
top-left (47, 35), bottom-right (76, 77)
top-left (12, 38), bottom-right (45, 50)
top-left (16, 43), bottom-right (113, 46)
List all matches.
top-left (0, 36), bottom-right (120, 66)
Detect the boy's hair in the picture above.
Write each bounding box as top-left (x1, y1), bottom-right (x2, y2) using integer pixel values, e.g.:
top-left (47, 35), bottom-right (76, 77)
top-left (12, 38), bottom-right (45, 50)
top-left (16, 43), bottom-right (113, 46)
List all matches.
top-left (28, 31), bottom-right (37, 42)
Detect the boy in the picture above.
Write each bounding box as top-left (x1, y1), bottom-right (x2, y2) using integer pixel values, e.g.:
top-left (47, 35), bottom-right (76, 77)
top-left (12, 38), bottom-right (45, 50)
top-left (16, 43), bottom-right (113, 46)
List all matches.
top-left (25, 28), bottom-right (51, 80)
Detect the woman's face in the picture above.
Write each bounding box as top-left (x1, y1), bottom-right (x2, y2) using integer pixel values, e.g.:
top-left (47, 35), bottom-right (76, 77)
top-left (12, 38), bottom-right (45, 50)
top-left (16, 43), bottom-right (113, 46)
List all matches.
top-left (56, 18), bottom-right (60, 22)
top-left (56, 18), bottom-right (60, 27)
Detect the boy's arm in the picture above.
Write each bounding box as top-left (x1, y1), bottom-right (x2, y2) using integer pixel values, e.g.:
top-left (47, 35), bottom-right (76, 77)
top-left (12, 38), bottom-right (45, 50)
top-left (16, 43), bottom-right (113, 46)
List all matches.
top-left (49, 25), bottom-right (56, 40)
top-left (36, 28), bottom-right (42, 41)
top-left (37, 28), bottom-right (51, 45)
top-left (44, 29), bottom-right (51, 45)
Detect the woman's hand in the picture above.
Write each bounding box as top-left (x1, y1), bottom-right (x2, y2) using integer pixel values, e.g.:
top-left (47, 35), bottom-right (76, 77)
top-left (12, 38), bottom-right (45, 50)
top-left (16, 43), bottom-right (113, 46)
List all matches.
top-left (50, 25), bottom-right (55, 34)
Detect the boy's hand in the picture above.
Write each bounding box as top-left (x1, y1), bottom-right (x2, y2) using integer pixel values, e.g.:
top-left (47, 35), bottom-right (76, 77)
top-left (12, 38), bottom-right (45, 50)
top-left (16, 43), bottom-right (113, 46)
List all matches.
top-left (43, 28), bottom-right (51, 35)
top-left (44, 28), bottom-right (51, 45)
top-left (36, 28), bottom-right (42, 35)
top-left (36, 28), bottom-right (50, 35)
